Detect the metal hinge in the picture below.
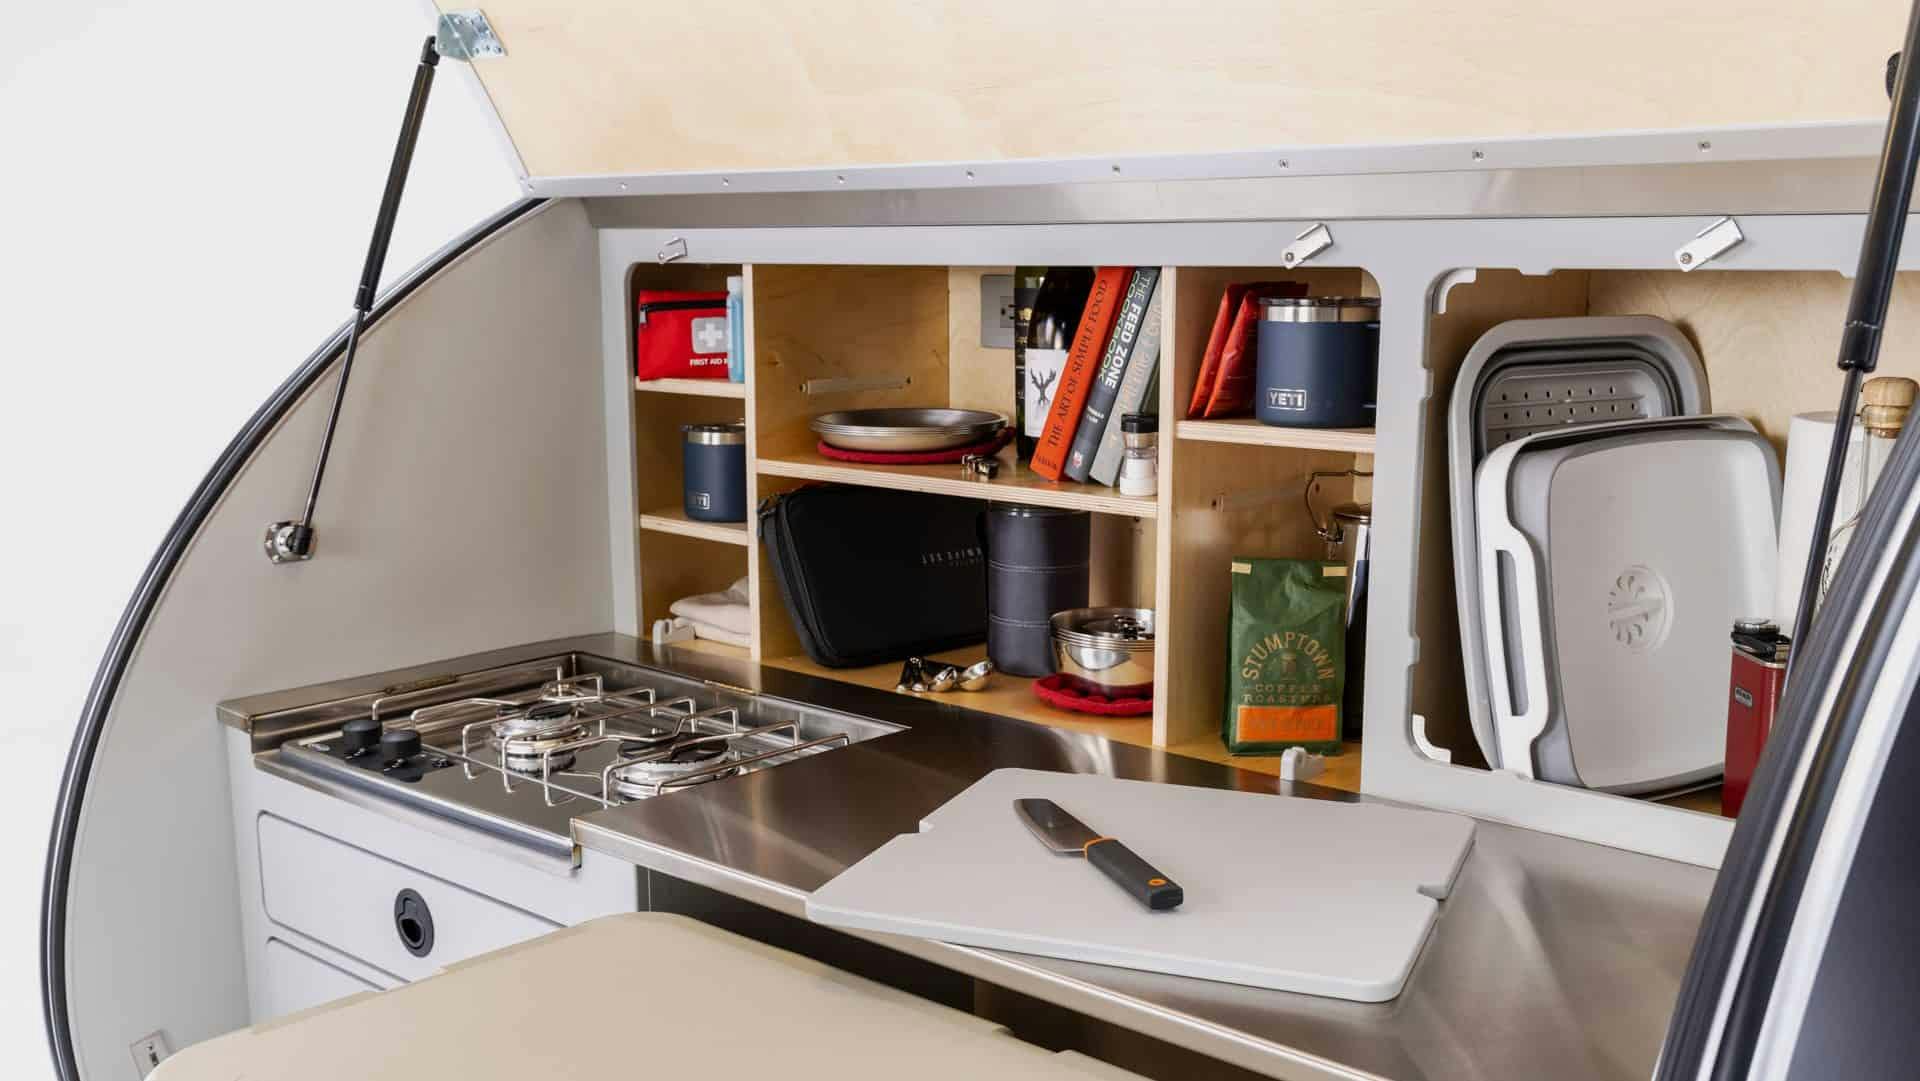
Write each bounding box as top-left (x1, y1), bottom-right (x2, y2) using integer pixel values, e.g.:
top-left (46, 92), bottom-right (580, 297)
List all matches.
top-left (1675, 216), bottom-right (1744, 271)
top-left (1281, 223), bottom-right (1334, 268)
top-left (657, 237), bottom-right (689, 264)
top-left (435, 10), bottom-right (506, 62)
top-left (263, 522), bottom-right (312, 564)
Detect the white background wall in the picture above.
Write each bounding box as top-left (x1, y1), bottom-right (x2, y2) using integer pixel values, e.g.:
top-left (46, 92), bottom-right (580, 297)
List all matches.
top-left (0, 4), bottom-right (520, 1076)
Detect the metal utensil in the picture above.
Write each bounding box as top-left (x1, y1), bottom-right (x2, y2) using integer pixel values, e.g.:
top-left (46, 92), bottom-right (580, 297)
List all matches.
top-left (927, 664), bottom-right (962, 693)
top-left (957, 659), bottom-right (995, 691)
top-left (1014, 798), bottom-right (1183, 911)
top-left (895, 657), bottom-right (927, 693)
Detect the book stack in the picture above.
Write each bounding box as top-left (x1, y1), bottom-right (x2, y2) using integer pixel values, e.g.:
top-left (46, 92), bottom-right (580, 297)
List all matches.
top-left (1029, 266), bottom-right (1165, 487)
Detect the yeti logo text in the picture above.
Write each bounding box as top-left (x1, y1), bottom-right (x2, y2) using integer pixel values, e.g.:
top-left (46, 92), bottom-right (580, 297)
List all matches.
top-left (1266, 388), bottom-right (1308, 411)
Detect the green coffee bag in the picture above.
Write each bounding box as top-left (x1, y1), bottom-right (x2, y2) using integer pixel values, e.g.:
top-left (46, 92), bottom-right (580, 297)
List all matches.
top-left (1223, 558), bottom-right (1347, 754)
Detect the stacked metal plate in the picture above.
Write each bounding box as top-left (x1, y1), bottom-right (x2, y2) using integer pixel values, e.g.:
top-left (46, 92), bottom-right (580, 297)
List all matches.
top-left (810, 408), bottom-right (1006, 452)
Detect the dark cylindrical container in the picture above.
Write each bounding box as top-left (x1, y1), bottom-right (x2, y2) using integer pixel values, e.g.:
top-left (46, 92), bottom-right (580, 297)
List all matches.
top-left (1255, 296), bottom-right (1380, 428)
top-left (984, 506), bottom-right (1091, 677)
top-left (682, 422), bottom-right (747, 522)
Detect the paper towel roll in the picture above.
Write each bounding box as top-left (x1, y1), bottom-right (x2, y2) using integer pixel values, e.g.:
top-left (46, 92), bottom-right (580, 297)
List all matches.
top-left (1775, 412), bottom-right (1864, 631)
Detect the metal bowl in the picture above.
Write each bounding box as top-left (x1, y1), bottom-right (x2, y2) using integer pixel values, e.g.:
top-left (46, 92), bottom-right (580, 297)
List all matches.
top-left (811, 408), bottom-right (1006, 452)
top-left (1049, 607), bottom-right (1155, 697)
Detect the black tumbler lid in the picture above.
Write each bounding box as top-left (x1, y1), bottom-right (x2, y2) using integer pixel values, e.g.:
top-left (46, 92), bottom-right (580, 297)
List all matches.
top-left (1120, 413), bottom-right (1158, 434)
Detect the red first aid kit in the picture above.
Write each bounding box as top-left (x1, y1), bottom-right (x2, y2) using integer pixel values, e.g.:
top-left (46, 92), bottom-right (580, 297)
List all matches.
top-left (635, 290), bottom-right (730, 381)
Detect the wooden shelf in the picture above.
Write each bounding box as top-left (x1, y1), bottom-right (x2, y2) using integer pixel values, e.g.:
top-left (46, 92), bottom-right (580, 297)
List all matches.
top-left (635, 377), bottom-right (747, 399)
top-left (756, 450), bottom-right (1158, 518)
top-left (1175, 418), bottom-right (1376, 454)
top-left (763, 647), bottom-right (1158, 749)
top-left (1652, 784), bottom-right (1725, 817)
top-left (638, 506), bottom-right (751, 546)
top-left (763, 646), bottom-right (1359, 793)
top-left (1165, 738), bottom-right (1363, 794)
top-left (659, 636), bottom-right (751, 662)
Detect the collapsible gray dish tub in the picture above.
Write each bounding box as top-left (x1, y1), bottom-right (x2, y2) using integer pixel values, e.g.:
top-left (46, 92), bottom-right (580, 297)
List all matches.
top-left (1447, 316), bottom-right (1709, 769)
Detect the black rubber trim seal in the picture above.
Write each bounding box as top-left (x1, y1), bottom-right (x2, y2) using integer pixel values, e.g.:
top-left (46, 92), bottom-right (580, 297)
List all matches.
top-left (38, 198), bottom-right (547, 1081)
top-left (1656, 392), bottom-right (1920, 1080)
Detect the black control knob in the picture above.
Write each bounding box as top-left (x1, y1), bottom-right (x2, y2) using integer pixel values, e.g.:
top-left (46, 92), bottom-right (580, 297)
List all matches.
top-left (379, 728), bottom-right (422, 762)
top-left (342, 717), bottom-right (382, 754)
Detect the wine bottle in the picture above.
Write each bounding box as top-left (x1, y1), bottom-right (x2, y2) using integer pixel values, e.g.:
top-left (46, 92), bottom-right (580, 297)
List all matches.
top-left (1012, 267), bottom-right (1046, 459)
top-left (1019, 267), bottom-right (1094, 461)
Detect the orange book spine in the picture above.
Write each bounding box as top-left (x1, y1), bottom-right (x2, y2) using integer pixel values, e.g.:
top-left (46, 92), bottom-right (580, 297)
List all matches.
top-left (1031, 266), bottom-right (1130, 480)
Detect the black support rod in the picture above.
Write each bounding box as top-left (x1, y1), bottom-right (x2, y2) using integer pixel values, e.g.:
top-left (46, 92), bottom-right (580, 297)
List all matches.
top-left (1787, 31), bottom-right (1920, 670)
top-left (280, 36), bottom-right (440, 560)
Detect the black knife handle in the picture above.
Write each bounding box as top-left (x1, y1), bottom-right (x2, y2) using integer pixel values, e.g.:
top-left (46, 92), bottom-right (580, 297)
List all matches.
top-left (1085, 839), bottom-right (1183, 910)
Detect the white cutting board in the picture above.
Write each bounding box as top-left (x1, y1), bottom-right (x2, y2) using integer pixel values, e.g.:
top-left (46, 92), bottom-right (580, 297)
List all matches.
top-left (805, 769), bottom-right (1475, 1002)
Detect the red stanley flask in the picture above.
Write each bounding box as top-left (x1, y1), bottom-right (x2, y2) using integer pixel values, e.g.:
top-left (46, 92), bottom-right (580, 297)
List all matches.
top-left (1725, 618), bottom-right (1791, 817)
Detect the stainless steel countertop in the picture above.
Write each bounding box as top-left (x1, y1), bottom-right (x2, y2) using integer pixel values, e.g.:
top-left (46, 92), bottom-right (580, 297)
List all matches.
top-left (559, 634), bottom-right (1715, 1081)
top-left (225, 632), bottom-right (1711, 1080)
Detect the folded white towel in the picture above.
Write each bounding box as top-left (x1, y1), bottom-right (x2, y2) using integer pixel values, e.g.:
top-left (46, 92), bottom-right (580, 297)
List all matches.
top-left (670, 577), bottom-right (750, 637)
top-left (684, 618), bottom-right (750, 649)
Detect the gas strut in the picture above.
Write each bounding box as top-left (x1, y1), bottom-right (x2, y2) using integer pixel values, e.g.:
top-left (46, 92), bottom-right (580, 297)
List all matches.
top-left (266, 37), bottom-right (440, 563)
top-left (1785, 33), bottom-right (1920, 671)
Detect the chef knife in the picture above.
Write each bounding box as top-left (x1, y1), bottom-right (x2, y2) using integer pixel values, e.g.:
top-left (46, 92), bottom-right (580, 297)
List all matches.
top-left (1014, 799), bottom-right (1184, 911)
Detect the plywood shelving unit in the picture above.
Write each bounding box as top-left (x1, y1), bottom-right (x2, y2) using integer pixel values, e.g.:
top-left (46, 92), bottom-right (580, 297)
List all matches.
top-left (623, 262), bottom-right (754, 646)
top-left (620, 249), bottom-right (1920, 813)
top-left (575, 161), bottom-right (1920, 869)
top-left (613, 260), bottom-right (1386, 795)
top-left (1403, 265), bottom-right (1920, 818)
top-left (1154, 267), bottom-right (1380, 787)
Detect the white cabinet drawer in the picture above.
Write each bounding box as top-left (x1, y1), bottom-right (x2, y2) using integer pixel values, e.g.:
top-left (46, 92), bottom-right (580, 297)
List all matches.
top-left (260, 937), bottom-right (383, 1020)
top-left (258, 813), bottom-right (558, 980)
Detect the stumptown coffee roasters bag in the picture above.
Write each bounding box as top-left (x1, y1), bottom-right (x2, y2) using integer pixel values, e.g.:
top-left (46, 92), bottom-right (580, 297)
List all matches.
top-left (1223, 558), bottom-right (1347, 754)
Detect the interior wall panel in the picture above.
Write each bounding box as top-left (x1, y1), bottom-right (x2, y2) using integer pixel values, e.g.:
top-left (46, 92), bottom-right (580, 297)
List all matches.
top-left (61, 201), bottom-right (607, 1079)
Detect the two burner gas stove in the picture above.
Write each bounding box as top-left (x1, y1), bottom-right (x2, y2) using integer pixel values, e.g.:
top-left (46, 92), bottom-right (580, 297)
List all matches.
top-left (264, 651), bottom-right (900, 861)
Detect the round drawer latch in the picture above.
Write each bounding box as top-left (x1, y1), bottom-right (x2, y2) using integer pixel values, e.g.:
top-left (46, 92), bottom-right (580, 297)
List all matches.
top-left (393, 888), bottom-right (435, 958)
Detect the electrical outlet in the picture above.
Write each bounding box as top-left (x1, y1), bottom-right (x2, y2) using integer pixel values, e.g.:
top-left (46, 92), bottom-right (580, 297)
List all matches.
top-left (129, 1031), bottom-right (171, 1077)
top-left (979, 274), bottom-right (1015, 349)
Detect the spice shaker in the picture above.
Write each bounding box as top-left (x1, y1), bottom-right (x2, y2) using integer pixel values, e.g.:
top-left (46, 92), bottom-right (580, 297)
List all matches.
top-left (1117, 413), bottom-right (1158, 497)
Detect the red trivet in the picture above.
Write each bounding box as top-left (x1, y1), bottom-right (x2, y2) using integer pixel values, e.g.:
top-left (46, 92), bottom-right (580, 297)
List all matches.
top-left (1032, 674), bottom-right (1154, 717)
top-left (817, 427), bottom-right (1012, 465)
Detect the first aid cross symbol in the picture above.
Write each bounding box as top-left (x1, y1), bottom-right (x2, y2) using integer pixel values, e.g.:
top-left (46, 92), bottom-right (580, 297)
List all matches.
top-left (692, 318), bottom-right (728, 353)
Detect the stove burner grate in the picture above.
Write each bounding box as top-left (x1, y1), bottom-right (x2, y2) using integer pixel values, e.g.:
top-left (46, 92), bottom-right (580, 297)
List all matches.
top-left (609, 738), bottom-right (741, 798)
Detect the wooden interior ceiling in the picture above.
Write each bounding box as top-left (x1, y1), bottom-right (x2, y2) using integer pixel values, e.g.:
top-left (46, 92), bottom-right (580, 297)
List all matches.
top-left (442, 1), bottom-right (1903, 178)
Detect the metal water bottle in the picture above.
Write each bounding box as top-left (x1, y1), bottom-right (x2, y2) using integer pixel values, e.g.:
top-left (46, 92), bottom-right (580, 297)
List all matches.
top-left (1725, 618), bottom-right (1791, 817)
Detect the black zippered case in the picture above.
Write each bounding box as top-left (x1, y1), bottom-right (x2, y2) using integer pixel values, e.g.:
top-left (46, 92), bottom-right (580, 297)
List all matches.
top-left (759, 486), bottom-right (987, 668)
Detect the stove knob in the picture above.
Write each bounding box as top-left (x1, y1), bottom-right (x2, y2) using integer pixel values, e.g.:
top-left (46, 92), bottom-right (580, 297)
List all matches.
top-left (342, 718), bottom-right (382, 754)
top-left (380, 728), bottom-right (422, 762)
